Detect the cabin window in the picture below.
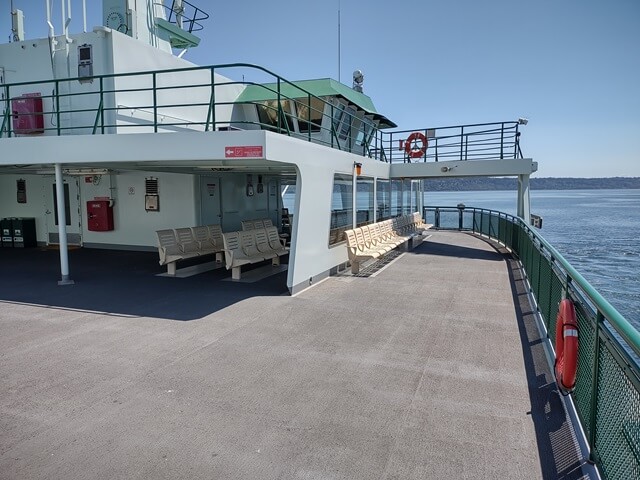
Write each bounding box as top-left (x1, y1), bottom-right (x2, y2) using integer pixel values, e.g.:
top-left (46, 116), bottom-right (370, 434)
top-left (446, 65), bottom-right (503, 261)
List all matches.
top-left (339, 106), bottom-right (356, 141)
top-left (329, 173), bottom-right (353, 246)
top-left (356, 118), bottom-right (374, 147)
top-left (402, 179), bottom-right (412, 214)
top-left (332, 103), bottom-right (345, 132)
top-left (376, 179), bottom-right (391, 221)
top-left (356, 177), bottom-right (374, 227)
top-left (390, 179), bottom-right (402, 217)
top-left (296, 97), bottom-right (324, 133)
top-left (256, 99), bottom-right (295, 133)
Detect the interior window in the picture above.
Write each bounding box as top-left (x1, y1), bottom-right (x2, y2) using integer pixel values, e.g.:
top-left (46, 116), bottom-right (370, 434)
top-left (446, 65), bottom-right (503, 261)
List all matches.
top-left (329, 173), bottom-right (353, 246)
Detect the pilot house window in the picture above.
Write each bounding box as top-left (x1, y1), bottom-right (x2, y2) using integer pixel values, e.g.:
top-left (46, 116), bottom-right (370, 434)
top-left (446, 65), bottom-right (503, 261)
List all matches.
top-left (256, 99), bottom-right (295, 132)
top-left (296, 97), bottom-right (324, 133)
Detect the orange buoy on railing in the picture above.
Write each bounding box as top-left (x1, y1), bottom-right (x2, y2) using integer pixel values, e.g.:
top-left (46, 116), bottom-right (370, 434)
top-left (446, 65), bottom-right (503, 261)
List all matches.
top-left (404, 131), bottom-right (428, 159)
top-left (554, 299), bottom-right (579, 394)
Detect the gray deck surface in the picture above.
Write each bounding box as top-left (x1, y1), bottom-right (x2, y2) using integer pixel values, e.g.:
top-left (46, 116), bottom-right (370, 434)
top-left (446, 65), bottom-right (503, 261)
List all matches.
top-left (0, 232), bottom-right (591, 479)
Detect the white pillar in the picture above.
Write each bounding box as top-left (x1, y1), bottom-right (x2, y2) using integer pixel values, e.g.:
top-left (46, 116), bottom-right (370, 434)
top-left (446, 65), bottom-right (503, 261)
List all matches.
top-left (517, 174), bottom-right (531, 223)
top-left (54, 163), bottom-right (74, 285)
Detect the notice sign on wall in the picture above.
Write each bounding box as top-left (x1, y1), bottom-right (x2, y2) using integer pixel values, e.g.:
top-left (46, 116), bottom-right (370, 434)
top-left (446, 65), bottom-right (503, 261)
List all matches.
top-left (206, 183), bottom-right (215, 196)
top-left (224, 146), bottom-right (264, 158)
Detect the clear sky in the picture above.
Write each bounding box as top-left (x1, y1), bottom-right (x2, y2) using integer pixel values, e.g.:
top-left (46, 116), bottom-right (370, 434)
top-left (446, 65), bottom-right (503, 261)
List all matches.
top-left (2, 0), bottom-right (639, 177)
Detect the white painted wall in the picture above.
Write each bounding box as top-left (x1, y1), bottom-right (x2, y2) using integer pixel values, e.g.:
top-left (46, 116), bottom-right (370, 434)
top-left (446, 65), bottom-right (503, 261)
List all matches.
top-left (0, 174), bottom-right (51, 244)
top-left (264, 132), bottom-right (391, 291)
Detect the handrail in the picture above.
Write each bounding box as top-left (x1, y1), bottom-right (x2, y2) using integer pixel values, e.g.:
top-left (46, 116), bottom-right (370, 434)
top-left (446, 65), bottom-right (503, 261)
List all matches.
top-left (424, 205), bottom-right (640, 479)
top-left (0, 62), bottom-right (524, 162)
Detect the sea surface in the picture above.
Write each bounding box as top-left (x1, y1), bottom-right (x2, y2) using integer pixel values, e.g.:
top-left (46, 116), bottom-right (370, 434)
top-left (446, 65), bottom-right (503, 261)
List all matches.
top-left (424, 189), bottom-right (640, 330)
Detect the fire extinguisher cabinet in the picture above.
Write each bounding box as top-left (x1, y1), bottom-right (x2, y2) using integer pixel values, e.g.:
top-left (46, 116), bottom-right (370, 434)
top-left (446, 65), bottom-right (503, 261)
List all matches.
top-left (87, 200), bottom-right (114, 231)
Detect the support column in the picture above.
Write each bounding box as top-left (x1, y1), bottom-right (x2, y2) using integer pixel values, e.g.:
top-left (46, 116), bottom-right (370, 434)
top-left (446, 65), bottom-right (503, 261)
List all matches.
top-left (517, 174), bottom-right (531, 224)
top-left (54, 163), bottom-right (74, 285)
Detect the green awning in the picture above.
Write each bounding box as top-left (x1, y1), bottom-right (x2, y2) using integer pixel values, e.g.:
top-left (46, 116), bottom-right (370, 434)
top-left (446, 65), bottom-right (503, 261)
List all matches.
top-left (235, 78), bottom-right (396, 128)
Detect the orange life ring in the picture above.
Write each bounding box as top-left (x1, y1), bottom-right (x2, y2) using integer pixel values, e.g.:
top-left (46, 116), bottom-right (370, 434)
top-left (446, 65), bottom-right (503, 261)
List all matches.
top-left (554, 299), bottom-right (579, 393)
top-left (404, 132), bottom-right (428, 158)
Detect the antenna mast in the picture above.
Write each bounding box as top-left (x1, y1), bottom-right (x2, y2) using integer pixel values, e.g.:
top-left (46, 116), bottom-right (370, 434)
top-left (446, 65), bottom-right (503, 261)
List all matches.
top-left (337, 1), bottom-right (341, 83)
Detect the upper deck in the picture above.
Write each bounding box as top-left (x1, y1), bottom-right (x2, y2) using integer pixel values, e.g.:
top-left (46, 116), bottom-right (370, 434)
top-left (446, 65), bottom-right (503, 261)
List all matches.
top-left (0, 231), bottom-right (594, 479)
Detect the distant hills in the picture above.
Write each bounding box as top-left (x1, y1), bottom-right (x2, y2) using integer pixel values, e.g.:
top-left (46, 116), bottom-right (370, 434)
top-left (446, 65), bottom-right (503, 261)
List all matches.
top-left (423, 177), bottom-right (640, 191)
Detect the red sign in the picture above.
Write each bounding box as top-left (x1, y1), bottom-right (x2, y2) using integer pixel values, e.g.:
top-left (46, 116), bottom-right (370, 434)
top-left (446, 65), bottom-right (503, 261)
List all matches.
top-left (224, 146), bottom-right (264, 158)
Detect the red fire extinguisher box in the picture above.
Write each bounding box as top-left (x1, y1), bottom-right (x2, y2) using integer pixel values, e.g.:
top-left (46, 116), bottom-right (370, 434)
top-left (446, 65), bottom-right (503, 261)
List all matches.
top-left (12, 93), bottom-right (45, 134)
top-left (87, 200), bottom-right (114, 231)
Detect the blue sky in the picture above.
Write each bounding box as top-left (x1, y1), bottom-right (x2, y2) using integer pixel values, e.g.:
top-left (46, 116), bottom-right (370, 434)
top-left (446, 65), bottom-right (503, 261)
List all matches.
top-left (2, 0), bottom-right (639, 177)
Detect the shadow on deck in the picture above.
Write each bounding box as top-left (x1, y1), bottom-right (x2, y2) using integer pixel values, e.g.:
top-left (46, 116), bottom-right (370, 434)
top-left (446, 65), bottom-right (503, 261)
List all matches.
top-left (0, 246), bottom-right (288, 321)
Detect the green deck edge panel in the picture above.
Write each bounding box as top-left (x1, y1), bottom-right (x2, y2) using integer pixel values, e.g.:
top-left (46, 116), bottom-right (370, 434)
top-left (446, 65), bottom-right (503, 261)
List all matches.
top-left (236, 78), bottom-right (397, 128)
top-left (154, 18), bottom-right (201, 48)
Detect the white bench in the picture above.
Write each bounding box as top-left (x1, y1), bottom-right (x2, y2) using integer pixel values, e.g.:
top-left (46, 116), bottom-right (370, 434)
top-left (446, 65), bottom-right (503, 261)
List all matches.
top-left (344, 213), bottom-right (431, 274)
top-left (155, 224), bottom-right (224, 275)
top-left (222, 226), bottom-right (288, 279)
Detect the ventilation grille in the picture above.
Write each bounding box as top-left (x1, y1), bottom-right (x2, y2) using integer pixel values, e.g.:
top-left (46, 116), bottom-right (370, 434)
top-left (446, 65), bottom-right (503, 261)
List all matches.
top-left (145, 177), bottom-right (158, 195)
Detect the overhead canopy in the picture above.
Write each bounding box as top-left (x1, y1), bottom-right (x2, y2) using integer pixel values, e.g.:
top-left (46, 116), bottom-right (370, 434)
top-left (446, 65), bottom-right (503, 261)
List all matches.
top-left (236, 78), bottom-right (397, 129)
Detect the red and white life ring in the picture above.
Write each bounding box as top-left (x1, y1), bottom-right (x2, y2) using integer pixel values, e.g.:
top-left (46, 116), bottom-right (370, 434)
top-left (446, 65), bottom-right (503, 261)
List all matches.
top-left (554, 299), bottom-right (579, 393)
top-left (404, 132), bottom-right (428, 159)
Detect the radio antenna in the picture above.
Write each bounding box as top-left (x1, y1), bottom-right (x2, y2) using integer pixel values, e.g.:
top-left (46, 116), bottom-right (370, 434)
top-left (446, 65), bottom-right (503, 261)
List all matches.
top-left (337, 1), bottom-right (341, 83)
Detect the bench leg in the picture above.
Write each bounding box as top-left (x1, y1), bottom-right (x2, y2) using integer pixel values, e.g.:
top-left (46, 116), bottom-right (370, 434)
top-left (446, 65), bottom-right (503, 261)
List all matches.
top-left (351, 262), bottom-right (360, 274)
top-left (271, 256), bottom-right (280, 266)
top-left (215, 252), bottom-right (223, 263)
top-left (167, 262), bottom-right (177, 276)
top-left (232, 266), bottom-right (241, 280)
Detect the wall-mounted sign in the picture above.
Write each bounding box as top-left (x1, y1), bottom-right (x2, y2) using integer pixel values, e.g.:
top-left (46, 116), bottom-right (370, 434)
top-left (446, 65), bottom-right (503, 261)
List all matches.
top-left (224, 146), bottom-right (264, 158)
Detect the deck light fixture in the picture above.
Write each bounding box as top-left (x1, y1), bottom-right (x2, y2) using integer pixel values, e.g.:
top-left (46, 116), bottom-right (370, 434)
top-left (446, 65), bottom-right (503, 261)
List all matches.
top-left (354, 162), bottom-right (362, 176)
top-left (518, 118), bottom-right (528, 125)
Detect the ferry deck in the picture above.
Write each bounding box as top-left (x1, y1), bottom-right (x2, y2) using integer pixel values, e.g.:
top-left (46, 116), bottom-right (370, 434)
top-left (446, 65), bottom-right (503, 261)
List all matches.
top-left (0, 231), bottom-right (595, 479)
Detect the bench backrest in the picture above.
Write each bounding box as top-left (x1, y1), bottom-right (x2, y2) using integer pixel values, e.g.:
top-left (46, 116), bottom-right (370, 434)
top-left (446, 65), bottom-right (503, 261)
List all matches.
top-left (266, 226), bottom-right (284, 250)
top-left (222, 231), bottom-right (241, 252)
top-left (240, 230), bottom-right (261, 257)
top-left (254, 228), bottom-right (272, 253)
top-left (207, 224), bottom-right (223, 247)
top-left (191, 226), bottom-right (209, 245)
top-left (241, 220), bottom-right (256, 230)
top-left (175, 227), bottom-right (199, 253)
top-left (156, 229), bottom-right (177, 248)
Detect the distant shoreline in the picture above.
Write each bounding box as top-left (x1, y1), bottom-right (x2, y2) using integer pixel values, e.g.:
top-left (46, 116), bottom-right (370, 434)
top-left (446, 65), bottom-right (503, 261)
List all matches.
top-left (423, 177), bottom-right (640, 191)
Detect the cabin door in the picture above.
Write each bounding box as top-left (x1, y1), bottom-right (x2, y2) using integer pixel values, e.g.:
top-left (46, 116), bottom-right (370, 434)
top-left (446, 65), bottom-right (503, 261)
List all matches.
top-left (199, 176), bottom-right (222, 225)
top-left (45, 177), bottom-right (83, 246)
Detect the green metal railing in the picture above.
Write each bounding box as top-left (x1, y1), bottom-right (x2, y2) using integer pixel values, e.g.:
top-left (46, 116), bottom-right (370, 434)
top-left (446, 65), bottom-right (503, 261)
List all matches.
top-left (0, 63), bottom-right (523, 163)
top-left (424, 205), bottom-right (640, 479)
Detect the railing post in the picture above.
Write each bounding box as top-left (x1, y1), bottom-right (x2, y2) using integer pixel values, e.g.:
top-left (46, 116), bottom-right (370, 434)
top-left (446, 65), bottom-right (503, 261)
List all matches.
top-left (100, 76), bottom-right (105, 134)
top-left (460, 126), bottom-right (464, 161)
top-left (276, 78), bottom-right (282, 133)
top-left (55, 80), bottom-right (61, 136)
top-left (500, 122), bottom-right (504, 159)
top-left (435, 136), bottom-right (438, 162)
top-left (152, 72), bottom-right (158, 133)
top-left (2, 83), bottom-right (11, 137)
top-left (330, 103), bottom-right (334, 149)
top-left (205, 66), bottom-right (216, 131)
top-left (307, 94), bottom-right (312, 143)
top-left (514, 123), bottom-right (519, 158)
top-left (588, 310), bottom-right (604, 463)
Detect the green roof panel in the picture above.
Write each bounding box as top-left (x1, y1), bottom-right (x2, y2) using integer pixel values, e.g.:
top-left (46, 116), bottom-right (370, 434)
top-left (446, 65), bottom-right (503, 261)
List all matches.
top-left (236, 78), bottom-right (396, 128)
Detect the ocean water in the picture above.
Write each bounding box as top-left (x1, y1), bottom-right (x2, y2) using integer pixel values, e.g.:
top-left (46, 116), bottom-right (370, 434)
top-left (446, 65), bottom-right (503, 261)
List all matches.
top-left (424, 189), bottom-right (640, 329)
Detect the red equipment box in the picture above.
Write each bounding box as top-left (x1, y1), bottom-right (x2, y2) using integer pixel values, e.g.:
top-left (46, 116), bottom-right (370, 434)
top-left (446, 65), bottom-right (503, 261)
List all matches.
top-left (87, 200), bottom-right (114, 231)
top-left (12, 93), bottom-right (44, 134)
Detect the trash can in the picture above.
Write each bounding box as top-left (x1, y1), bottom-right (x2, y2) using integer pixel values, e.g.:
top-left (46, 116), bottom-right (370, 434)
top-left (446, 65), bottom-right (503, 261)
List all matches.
top-left (1, 218), bottom-right (13, 247)
top-left (11, 217), bottom-right (37, 248)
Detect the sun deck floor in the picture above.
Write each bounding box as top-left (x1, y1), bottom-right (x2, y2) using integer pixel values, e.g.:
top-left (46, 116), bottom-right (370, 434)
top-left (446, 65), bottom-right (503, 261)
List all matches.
top-left (0, 232), bottom-right (592, 479)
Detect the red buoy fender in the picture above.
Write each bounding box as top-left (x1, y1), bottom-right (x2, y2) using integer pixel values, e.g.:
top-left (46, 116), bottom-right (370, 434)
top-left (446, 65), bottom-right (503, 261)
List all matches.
top-left (554, 299), bottom-right (579, 393)
top-left (404, 132), bottom-right (428, 158)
